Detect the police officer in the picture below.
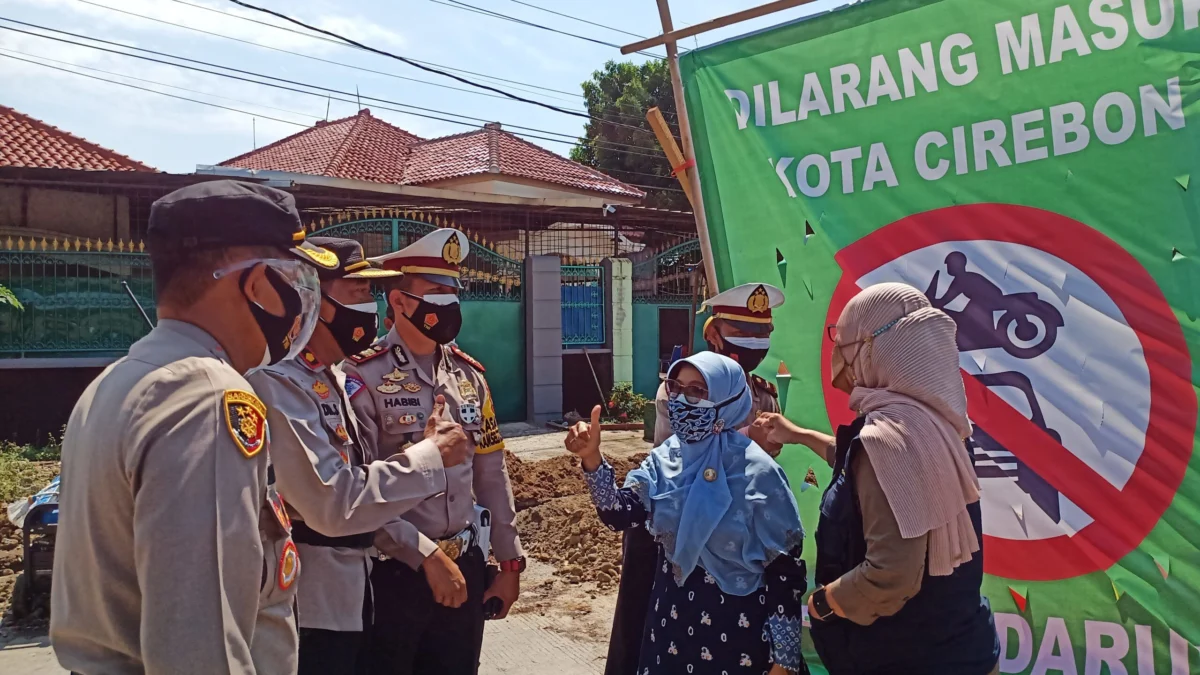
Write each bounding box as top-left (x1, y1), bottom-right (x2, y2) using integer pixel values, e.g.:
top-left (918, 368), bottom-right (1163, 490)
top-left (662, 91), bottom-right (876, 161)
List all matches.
top-left (51, 180), bottom-right (339, 675)
top-left (342, 228), bottom-right (524, 675)
top-left (247, 237), bottom-right (473, 675)
top-left (604, 282), bottom-right (787, 675)
top-left (653, 282), bottom-right (786, 453)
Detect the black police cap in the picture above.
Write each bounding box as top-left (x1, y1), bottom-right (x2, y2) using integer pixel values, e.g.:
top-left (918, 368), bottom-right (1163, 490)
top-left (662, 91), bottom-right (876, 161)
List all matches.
top-left (308, 236), bottom-right (401, 282)
top-left (148, 180), bottom-right (337, 269)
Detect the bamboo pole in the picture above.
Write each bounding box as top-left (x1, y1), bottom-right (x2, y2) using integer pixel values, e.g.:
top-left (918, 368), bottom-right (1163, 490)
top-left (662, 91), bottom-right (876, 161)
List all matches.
top-left (645, 107), bottom-right (695, 207)
top-left (655, 0), bottom-right (720, 294)
top-left (623, 0), bottom-right (817, 54)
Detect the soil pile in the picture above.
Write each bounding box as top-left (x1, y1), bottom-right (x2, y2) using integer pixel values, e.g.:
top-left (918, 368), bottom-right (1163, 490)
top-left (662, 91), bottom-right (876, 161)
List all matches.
top-left (509, 452), bottom-right (647, 587)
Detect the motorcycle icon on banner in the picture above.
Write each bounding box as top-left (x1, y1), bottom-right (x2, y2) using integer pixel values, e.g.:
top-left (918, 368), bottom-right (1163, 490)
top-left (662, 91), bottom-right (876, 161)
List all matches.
top-left (926, 252), bottom-right (1064, 360)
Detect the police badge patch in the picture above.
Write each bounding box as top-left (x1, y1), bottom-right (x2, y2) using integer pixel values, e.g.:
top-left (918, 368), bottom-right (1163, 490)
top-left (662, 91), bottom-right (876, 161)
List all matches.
top-left (345, 374), bottom-right (366, 399)
top-left (278, 540), bottom-right (299, 591)
top-left (224, 390), bottom-right (267, 458)
top-left (459, 403), bottom-right (480, 425)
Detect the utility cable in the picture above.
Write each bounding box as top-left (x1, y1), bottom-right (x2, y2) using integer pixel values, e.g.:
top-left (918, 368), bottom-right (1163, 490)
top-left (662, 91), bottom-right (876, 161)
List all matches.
top-left (506, 0), bottom-right (646, 39)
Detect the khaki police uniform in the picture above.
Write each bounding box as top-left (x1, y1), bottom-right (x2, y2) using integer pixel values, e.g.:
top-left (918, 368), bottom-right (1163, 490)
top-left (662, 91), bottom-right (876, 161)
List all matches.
top-left (51, 320), bottom-right (299, 675)
top-left (342, 332), bottom-right (520, 566)
top-left (248, 349), bottom-right (447, 633)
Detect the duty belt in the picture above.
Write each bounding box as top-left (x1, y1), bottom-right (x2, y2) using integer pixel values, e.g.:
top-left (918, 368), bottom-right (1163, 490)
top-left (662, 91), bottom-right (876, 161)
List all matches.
top-left (292, 521), bottom-right (374, 549)
top-left (376, 524), bottom-right (477, 562)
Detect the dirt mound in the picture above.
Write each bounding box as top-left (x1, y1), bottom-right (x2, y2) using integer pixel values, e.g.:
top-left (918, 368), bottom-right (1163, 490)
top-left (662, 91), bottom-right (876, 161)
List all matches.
top-left (507, 450), bottom-right (646, 512)
top-left (517, 494), bottom-right (626, 588)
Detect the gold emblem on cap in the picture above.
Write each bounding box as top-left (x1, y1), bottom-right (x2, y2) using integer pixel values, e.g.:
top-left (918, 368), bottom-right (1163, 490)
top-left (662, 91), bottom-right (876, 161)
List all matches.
top-left (747, 285), bottom-right (770, 314)
top-left (299, 245), bottom-right (339, 269)
top-left (442, 234), bottom-right (463, 265)
top-left (703, 468), bottom-right (717, 482)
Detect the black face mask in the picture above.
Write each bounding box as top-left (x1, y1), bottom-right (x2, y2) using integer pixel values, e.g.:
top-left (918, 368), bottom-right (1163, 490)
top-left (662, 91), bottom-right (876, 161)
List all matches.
top-left (321, 295), bottom-right (378, 356)
top-left (240, 266), bottom-right (303, 366)
top-left (708, 339), bottom-right (769, 373)
top-left (401, 291), bottom-right (462, 345)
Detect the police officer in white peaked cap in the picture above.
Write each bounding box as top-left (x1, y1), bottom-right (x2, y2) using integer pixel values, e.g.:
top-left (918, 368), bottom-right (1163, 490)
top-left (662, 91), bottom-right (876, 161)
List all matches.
top-left (342, 228), bottom-right (525, 675)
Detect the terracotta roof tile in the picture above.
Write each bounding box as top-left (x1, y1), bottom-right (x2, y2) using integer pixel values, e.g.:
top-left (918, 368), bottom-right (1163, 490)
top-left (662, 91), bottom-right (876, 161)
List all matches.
top-left (0, 105), bottom-right (154, 172)
top-left (219, 109), bottom-right (642, 200)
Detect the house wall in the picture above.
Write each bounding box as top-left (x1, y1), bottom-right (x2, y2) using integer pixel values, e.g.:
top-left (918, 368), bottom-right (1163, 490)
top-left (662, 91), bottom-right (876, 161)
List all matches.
top-left (0, 186), bottom-right (130, 241)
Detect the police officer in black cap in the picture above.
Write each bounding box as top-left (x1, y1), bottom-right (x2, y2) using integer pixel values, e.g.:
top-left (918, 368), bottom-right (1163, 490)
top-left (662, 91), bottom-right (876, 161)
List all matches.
top-left (51, 180), bottom-right (339, 675)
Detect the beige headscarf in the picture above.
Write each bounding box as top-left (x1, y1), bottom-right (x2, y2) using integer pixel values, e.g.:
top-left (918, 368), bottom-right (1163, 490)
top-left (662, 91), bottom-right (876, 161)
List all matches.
top-left (836, 282), bottom-right (980, 576)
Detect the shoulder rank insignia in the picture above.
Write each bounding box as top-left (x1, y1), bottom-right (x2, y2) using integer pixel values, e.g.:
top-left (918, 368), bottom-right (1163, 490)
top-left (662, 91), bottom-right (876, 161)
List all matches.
top-left (344, 374), bottom-right (366, 399)
top-left (224, 390), bottom-right (266, 458)
top-left (450, 344), bottom-right (485, 372)
top-left (349, 344), bottom-right (387, 364)
top-left (300, 348), bottom-right (322, 371)
top-left (278, 540), bottom-right (299, 591)
top-left (312, 380), bottom-right (331, 400)
top-left (751, 374), bottom-right (778, 397)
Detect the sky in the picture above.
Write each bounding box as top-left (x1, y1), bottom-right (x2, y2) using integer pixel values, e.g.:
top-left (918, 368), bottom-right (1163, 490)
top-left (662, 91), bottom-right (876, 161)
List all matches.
top-left (0, 0), bottom-right (846, 175)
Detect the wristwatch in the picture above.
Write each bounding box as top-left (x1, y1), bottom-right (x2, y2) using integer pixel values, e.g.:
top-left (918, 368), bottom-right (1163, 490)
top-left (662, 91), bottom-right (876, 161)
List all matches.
top-left (499, 556), bottom-right (527, 573)
top-left (810, 587), bottom-right (836, 621)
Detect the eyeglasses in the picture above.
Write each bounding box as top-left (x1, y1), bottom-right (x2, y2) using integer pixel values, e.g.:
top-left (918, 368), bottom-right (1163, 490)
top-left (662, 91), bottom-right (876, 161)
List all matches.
top-left (664, 378), bottom-right (709, 405)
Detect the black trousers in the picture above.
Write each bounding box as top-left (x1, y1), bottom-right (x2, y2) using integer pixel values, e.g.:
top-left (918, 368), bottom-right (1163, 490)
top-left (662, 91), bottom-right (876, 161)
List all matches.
top-left (603, 526), bottom-right (657, 675)
top-left (362, 548), bottom-right (487, 675)
top-left (300, 573), bottom-right (373, 675)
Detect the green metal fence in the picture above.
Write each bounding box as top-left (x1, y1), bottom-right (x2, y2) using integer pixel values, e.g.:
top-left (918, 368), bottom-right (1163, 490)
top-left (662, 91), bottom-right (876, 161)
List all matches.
top-left (0, 238), bottom-right (154, 356)
top-left (561, 264), bottom-right (605, 346)
top-left (0, 217), bottom-right (523, 356)
top-left (632, 239), bottom-right (702, 304)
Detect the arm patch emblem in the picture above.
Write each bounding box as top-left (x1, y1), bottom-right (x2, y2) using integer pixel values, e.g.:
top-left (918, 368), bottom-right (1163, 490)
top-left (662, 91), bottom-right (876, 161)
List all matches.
top-left (224, 390), bottom-right (267, 458)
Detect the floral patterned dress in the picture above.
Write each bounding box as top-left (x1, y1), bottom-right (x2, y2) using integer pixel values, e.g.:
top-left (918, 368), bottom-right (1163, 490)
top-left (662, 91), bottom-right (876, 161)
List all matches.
top-left (585, 461), bottom-right (809, 675)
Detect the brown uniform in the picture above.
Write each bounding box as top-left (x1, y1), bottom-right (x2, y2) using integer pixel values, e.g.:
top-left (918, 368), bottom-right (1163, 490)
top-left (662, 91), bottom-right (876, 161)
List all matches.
top-left (248, 350), bottom-right (447, 633)
top-left (653, 373), bottom-right (780, 446)
top-left (341, 330), bottom-right (523, 567)
top-left (50, 320), bottom-right (299, 675)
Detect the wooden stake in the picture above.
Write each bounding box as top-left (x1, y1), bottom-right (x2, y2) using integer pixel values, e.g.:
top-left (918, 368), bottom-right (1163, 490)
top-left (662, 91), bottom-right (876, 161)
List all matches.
top-left (623, 0), bottom-right (817, 54)
top-left (646, 107), bottom-right (695, 207)
top-left (656, 0), bottom-right (720, 293)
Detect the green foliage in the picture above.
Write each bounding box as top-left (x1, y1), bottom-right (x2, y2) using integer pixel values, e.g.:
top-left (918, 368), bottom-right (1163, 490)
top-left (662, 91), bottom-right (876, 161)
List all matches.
top-left (606, 381), bottom-right (650, 422)
top-left (571, 60), bottom-right (688, 210)
top-left (0, 284), bottom-right (23, 311)
top-left (0, 430), bottom-right (62, 463)
top-left (0, 431), bottom-right (61, 505)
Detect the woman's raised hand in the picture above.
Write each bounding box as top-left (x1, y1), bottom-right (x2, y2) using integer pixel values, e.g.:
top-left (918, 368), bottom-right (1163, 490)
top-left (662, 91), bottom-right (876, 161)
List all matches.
top-left (564, 404), bottom-right (603, 471)
top-left (754, 412), bottom-right (805, 446)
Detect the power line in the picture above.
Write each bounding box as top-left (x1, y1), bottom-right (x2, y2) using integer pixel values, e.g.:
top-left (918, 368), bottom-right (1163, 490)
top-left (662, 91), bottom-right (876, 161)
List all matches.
top-left (115, 0), bottom-right (677, 126)
top-left (0, 46), bottom-right (324, 121)
top-left (506, 0), bottom-right (646, 39)
top-left (76, 0), bottom-right (583, 106)
top-left (164, 0), bottom-right (582, 98)
top-left (0, 52), bottom-right (308, 128)
top-left (0, 20), bottom-right (668, 159)
top-left (429, 0), bottom-right (661, 59)
top-left (0, 19), bottom-right (653, 152)
top-left (225, 0), bottom-right (597, 120)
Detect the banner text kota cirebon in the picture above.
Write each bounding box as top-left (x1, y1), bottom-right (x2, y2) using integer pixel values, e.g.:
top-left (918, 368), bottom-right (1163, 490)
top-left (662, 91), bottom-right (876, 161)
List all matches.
top-left (719, 0), bottom-right (1192, 198)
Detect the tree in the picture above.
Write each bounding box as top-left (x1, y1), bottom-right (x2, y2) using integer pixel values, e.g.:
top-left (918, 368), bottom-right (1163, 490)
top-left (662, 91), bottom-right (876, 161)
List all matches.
top-left (571, 60), bottom-right (689, 210)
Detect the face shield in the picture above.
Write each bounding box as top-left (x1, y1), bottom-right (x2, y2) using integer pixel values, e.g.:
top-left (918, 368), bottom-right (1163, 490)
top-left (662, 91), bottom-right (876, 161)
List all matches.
top-left (214, 258), bottom-right (322, 367)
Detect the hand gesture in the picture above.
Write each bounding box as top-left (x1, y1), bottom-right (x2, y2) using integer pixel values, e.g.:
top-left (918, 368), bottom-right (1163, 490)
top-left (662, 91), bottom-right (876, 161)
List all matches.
top-left (422, 548), bottom-right (468, 608)
top-left (482, 569), bottom-right (520, 619)
top-left (564, 405), bottom-right (603, 471)
top-left (424, 394), bottom-right (469, 467)
top-left (753, 411), bottom-right (804, 447)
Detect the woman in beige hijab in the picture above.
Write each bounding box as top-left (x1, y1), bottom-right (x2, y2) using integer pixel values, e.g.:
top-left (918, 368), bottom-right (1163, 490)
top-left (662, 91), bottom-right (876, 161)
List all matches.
top-left (756, 282), bottom-right (1000, 675)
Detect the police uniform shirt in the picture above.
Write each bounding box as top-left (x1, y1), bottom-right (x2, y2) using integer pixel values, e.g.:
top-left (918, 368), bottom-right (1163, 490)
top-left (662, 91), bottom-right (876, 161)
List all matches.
top-left (248, 352), bottom-right (448, 633)
top-left (341, 330), bottom-right (524, 568)
top-left (50, 319), bottom-right (298, 675)
top-left (653, 373), bottom-right (780, 447)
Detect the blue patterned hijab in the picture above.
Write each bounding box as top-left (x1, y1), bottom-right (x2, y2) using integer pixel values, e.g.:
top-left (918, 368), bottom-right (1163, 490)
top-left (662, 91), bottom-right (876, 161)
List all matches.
top-left (627, 351), bottom-right (804, 596)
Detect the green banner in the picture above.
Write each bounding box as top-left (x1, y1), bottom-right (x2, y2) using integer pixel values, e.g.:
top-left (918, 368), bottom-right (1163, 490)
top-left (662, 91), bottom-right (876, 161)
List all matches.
top-left (682, 0), bottom-right (1199, 672)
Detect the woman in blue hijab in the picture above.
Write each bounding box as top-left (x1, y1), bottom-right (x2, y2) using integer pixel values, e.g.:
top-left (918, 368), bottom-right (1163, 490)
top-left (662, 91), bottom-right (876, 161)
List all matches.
top-left (566, 352), bottom-right (809, 674)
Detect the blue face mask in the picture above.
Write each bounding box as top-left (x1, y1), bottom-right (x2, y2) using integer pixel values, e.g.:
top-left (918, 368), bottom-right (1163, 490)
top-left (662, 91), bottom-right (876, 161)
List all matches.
top-left (666, 388), bottom-right (744, 443)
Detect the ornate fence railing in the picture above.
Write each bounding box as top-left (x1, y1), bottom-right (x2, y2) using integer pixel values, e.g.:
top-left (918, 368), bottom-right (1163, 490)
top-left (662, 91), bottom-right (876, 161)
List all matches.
top-left (307, 213), bottom-right (523, 302)
top-left (561, 264), bottom-right (605, 346)
top-left (632, 239), bottom-right (702, 305)
top-left (0, 237), bottom-right (155, 355)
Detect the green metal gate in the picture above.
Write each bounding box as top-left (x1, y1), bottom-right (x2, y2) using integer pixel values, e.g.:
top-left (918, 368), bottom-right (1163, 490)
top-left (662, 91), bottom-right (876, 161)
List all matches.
top-left (561, 264), bottom-right (605, 346)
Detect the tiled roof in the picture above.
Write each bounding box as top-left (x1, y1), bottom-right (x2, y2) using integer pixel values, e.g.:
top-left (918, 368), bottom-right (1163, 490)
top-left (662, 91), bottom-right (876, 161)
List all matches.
top-left (0, 105), bottom-right (154, 172)
top-left (220, 109), bottom-right (643, 200)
